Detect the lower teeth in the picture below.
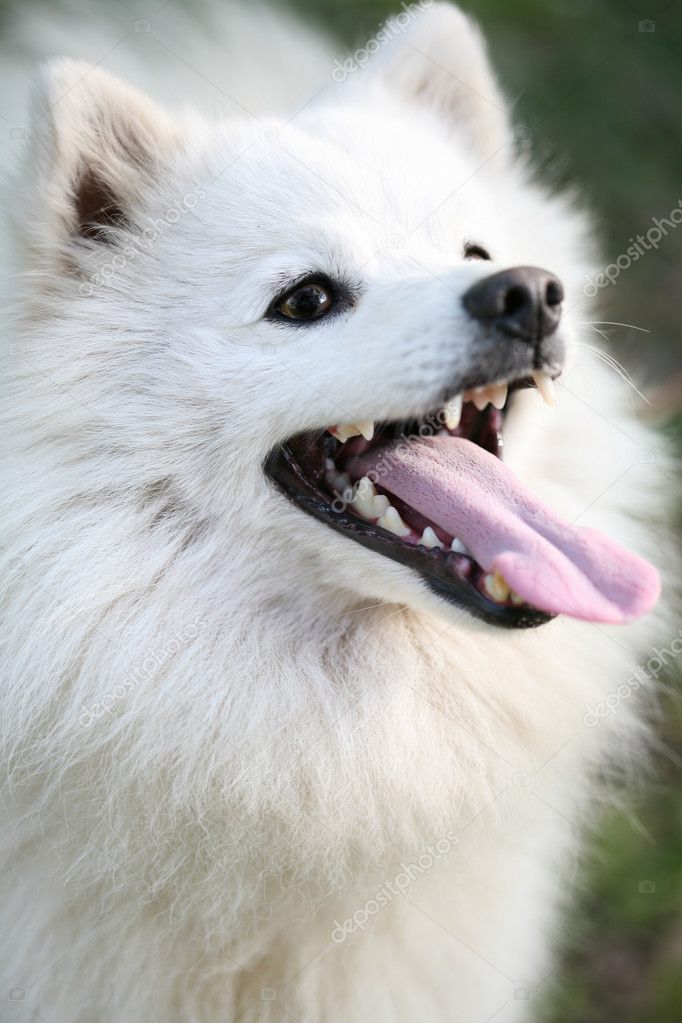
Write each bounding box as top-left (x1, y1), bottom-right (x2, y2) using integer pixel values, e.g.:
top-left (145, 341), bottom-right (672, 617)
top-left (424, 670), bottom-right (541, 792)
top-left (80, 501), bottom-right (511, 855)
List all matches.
top-left (324, 432), bottom-right (526, 611)
top-left (377, 506), bottom-right (411, 537)
top-left (419, 526), bottom-right (443, 550)
top-left (350, 477), bottom-right (389, 520)
top-left (483, 572), bottom-right (510, 603)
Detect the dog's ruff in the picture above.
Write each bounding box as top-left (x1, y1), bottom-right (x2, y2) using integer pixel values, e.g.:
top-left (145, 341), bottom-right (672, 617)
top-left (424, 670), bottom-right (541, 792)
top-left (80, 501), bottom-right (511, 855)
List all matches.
top-left (0, 2), bottom-right (673, 1021)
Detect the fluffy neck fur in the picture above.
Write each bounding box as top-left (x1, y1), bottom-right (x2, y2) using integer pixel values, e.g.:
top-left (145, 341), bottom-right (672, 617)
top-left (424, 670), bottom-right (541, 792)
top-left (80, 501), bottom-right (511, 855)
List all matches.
top-left (0, 354), bottom-right (670, 1021)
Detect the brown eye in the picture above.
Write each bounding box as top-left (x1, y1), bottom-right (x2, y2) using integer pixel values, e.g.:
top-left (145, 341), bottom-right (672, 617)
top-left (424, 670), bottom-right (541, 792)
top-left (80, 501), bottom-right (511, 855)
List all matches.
top-left (464, 243), bottom-right (492, 261)
top-left (278, 282), bottom-right (334, 321)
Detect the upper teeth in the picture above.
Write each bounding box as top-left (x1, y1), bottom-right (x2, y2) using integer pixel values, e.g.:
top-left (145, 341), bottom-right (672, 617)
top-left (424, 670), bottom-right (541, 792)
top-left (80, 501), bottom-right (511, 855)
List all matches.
top-left (442, 394), bottom-right (463, 430)
top-left (532, 370), bottom-right (556, 407)
top-left (488, 383), bottom-right (508, 409)
top-left (463, 382), bottom-right (509, 412)
top-left (328, 421), bottom-right (374, 443)
top-left (327, 374), bottom-right (554, 445)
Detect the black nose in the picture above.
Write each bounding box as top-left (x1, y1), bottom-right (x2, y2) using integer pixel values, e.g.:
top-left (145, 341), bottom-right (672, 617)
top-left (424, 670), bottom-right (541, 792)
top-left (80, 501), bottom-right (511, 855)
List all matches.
top-left (462, 266), bottom-right (564, 342)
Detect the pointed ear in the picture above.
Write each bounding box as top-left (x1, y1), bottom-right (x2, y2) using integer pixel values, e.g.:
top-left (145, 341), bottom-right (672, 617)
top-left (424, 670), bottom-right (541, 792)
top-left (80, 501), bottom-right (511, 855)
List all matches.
top-left (16, 59), bottom-right (182, 269)
top-left (367, 2), bottom-right (511, 161)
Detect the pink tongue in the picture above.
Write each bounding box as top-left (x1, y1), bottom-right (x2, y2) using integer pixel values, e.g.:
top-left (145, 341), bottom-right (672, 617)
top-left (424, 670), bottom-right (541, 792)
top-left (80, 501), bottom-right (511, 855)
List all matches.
top-left (348, 436), bottom-right (660, 623)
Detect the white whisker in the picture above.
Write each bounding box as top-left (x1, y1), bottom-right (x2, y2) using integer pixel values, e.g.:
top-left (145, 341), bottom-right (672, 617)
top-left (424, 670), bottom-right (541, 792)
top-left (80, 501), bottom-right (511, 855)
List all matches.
top-left (584, 321), bottom-right (650, 333)
top-left (575, 333), bottom-right (651, 405)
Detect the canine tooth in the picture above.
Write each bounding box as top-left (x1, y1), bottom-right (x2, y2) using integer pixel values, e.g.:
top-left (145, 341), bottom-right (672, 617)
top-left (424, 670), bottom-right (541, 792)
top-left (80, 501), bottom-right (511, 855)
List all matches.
top-left (356, 420), bottom-right (375, 441)
top-left (510, 591), bottom-right (525, 606)
top-left (489, 383), bottom-right (508, 409)
top-left (483, 572), bottom-right (510, 603)
top-left (443, 394), bottom-right (463, 430)
top-left (532, 371), bottom-right (556, 407)
top-left (419, 527), bottom-right (444, 549)
top-left (377, 505), bottom-right (411, 537)
top-left (325, 458), bottom-right (336, 471)
top-left (450, 538), bottom-right (467, 554)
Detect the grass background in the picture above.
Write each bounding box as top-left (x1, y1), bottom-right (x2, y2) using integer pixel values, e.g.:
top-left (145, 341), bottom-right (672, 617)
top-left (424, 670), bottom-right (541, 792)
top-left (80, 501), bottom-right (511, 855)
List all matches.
top-left (284, 2), bottom-right (682, 1019)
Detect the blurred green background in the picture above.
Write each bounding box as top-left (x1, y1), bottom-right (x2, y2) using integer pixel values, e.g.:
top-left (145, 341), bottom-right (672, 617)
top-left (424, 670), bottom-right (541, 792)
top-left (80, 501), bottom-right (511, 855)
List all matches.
top-left (288, 1), bottom-right (682, 1020)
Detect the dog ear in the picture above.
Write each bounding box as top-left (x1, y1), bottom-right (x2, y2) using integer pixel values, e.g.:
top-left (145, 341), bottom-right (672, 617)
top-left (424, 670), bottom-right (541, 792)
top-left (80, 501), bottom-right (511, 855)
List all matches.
top-left (364, 2), bottom-right (511, 162)
top-left (16, 59), bottom-right (181, 271)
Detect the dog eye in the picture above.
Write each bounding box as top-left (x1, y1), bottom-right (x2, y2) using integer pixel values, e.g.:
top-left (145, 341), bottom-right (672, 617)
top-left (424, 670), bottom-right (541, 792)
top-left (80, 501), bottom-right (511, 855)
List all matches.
top-left (464, 243), bottom-right (492, 261)
top-left (277, 281), bottom-right (334, 322)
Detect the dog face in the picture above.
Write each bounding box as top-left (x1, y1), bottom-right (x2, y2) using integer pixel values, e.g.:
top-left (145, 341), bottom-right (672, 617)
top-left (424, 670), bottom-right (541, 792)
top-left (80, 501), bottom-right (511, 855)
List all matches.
top-left (11, 4), bottom-right (657, 630)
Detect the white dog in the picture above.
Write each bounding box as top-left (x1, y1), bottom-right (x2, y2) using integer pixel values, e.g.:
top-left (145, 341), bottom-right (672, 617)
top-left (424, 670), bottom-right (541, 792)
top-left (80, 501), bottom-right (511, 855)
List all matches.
top-left (0, 2), bottom-right (673, 1021)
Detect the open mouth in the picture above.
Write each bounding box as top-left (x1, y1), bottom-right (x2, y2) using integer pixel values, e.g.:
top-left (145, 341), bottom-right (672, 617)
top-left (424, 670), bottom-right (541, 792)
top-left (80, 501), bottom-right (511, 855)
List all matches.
top-left (265, 374), bottom-right (660, 630)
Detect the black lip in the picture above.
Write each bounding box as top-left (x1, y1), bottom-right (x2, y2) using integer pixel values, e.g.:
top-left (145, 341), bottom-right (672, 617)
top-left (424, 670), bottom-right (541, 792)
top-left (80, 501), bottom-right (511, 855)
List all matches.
top-left (264, 437), bottom-right (554, 630)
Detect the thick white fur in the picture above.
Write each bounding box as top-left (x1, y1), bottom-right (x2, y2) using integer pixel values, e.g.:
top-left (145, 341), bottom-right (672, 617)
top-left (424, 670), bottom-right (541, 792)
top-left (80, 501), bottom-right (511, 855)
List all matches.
top-left (0, 3), bottom-right (674, 1021)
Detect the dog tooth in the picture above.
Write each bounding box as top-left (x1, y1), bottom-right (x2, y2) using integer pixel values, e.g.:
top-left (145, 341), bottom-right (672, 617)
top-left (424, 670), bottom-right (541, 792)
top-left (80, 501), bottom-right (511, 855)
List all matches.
top-left (351, 477), bottom-right (390, 520)
top-left (357, 420), bottom-right (375, 441)
top-left (472, 389), bottom-right (491, 411)
top-left (483, 572), bottom-right (510, 603)
top-left (328, 470), bottom-right (351, 495)
top-left (372, 494), bottom-right (390, 516)
top-left (328, 425), bottom-right (355, 443)
top-left (532, 371), bottom-right (556, 407)
top-left (510, 591), bottom-right (525, 606)
top-left (377, 505), bottom-right (411, 537)
top-left (327, 424), bottom-right (358, 443)
top-left (328, 421), bottom-right (375, 443)
top-left (356, 476), bottom-right (377, 496)
top-left (450, 538), bottom-right (467, 554)
top-left (325, 458), bottom-right (336, 471)
top-left (325, 465), bottom-right (339, 488)
top-left (489, 383), bottom-right (508, 409)
top-left (443, 394), bottom-right (463, 430)
top-left (350, 477), bottom-right (378, 519)
top-left (419, 527), bottom-right (444, 550)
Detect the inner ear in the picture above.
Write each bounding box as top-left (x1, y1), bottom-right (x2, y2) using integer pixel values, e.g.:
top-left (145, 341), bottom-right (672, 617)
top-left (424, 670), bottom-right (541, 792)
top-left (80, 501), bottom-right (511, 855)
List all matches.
top-left (76, 169), bottom-right (128, 242)
top-left (16, 59), bottom-right (182, 273)
top-left (74, 116), bottom-right (159, 241)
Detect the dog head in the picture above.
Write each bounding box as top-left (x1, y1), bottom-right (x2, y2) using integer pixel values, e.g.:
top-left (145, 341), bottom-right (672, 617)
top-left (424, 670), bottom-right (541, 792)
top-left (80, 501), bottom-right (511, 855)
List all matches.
top-left (9, 2), bottom-right (658, 631)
